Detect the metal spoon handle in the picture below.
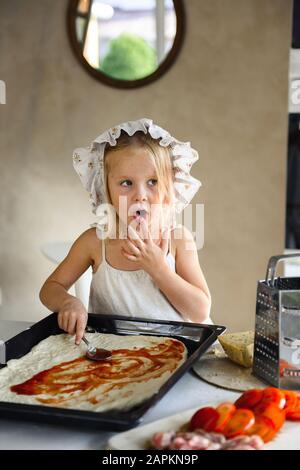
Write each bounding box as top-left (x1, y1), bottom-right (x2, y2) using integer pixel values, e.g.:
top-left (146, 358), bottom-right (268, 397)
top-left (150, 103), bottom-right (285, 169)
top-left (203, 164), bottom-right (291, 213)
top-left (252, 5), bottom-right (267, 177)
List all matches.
top-left (82, 335), bottom-right (97, 352)
top-left (82, 335), bottom-right (89, 347)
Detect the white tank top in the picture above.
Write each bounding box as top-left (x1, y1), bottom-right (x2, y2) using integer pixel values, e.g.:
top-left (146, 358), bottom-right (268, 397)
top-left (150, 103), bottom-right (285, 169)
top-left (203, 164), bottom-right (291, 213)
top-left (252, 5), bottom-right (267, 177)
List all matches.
top-left (88, 229), bottom-right (213, 324)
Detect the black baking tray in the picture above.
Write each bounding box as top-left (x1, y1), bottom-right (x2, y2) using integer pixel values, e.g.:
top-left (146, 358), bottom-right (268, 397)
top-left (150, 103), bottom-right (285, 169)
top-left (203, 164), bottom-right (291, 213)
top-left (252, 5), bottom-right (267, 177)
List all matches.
top-left (0, 312), bottom-right (226, 431)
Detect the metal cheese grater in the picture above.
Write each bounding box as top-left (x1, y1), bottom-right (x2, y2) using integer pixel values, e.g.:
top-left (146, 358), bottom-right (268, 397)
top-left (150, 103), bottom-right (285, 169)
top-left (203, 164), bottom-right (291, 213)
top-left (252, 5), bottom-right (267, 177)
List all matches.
top-left (253, 254), bottom-right (300, 389)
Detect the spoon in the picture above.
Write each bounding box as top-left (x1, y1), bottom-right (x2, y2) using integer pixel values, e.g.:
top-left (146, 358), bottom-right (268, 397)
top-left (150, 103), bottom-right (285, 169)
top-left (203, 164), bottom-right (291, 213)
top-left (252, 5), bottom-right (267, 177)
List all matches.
top-left (82, 335), bottom-right (112, 361)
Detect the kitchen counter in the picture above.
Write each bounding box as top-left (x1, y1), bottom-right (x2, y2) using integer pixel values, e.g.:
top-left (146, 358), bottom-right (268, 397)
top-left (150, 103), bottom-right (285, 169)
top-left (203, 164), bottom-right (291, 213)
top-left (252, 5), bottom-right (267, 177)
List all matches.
top-left (7, 320), bottom-right (300, 450)
top-left (0, 370), bottom-right (240, 450)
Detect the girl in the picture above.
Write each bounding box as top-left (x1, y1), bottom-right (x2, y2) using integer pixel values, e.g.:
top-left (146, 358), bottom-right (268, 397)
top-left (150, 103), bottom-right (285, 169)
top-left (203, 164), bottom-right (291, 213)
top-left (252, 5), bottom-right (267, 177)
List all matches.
top-left (39, 118), bottom-right (212, 345)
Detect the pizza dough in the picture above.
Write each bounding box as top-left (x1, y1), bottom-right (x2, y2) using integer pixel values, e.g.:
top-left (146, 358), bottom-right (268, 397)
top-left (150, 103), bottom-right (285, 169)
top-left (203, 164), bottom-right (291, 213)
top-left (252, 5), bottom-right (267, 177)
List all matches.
top-left (0, 333), bottom-right (187, 412)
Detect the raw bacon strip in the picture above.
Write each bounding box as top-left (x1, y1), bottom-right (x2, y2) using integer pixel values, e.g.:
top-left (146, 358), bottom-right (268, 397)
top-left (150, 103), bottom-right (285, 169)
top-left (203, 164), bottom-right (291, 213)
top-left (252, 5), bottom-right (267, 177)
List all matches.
top-left (221, 434), bottom-right (264, 450)
top-left (151, 429), bottom-right (264, 451)
top-left (245, 435), bottom-right (265, 449)
top-left (194, 429), bottom-right (227, 444)
top-left (226, 444), bottom-right (257, 450)
top-left (151, 431), bottom-right (176, 449)
top-left (169, 435), bottom-right (221, 450)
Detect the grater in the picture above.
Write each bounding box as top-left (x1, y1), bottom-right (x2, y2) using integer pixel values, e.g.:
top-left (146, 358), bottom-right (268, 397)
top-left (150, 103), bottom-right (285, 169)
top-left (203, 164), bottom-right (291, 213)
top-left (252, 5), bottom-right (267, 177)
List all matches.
top-left (253, 254), bottom-right (300, 389)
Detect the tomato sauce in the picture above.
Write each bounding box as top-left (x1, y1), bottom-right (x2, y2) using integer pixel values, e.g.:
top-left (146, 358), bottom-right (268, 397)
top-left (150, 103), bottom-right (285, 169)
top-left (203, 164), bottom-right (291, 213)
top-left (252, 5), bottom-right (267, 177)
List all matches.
top-left (10, 339), bottom-right (185, 406)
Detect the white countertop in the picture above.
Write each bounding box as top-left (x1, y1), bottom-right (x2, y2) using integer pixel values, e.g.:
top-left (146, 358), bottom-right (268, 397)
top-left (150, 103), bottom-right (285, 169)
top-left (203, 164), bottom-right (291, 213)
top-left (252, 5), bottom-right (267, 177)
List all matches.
top-left (0, 320), bottom-right (240, 450)
top-left (0, 371), bottom-right (240, 450)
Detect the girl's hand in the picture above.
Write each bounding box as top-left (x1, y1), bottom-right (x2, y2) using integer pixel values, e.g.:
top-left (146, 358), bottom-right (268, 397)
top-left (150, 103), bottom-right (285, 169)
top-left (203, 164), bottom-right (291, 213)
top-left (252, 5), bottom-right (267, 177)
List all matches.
top-left (121, 219), bottom-right (170, 276)
top-left (57, 296), bottom-right (88, 345)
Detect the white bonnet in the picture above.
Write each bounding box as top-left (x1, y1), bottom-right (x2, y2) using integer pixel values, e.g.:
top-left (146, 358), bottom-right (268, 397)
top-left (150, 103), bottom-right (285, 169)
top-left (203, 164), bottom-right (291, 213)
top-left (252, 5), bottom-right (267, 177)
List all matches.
top-left (72, 118), bottom-right (201, 233)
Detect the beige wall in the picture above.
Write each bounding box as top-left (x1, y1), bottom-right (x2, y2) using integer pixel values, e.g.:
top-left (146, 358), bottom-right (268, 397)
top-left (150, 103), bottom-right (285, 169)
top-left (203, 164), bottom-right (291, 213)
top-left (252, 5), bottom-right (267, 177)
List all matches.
top-left (0, 0), bottom-right (292, 331)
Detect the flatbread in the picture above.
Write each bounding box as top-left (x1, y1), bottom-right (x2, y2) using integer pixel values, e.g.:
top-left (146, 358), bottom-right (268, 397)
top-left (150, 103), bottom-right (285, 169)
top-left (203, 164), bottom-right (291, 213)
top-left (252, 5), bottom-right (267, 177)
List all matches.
top-left (192, 348), bottom-right (265, 392)
top-left (0, 333), bottom-right (187, 412)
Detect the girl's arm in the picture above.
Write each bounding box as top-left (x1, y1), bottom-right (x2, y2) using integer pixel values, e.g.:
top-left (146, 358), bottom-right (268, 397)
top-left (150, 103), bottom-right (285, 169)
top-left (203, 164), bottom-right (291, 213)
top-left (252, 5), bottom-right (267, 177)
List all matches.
top-left (151, 226), bottom-right (211, 323)
top-left (39, 228), bottom-right (96, 344)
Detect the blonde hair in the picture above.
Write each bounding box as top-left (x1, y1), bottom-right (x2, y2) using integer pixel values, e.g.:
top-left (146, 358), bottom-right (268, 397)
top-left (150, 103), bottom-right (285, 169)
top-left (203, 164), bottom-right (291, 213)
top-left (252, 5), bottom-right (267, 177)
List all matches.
top-left (104, 130), bottom-right (175, 206)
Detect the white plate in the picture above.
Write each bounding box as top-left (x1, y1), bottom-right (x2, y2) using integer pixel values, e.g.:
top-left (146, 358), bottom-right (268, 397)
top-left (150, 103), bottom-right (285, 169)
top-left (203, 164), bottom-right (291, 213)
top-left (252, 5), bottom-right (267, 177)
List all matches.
top-left (107, 402), bottom-right (300, 450)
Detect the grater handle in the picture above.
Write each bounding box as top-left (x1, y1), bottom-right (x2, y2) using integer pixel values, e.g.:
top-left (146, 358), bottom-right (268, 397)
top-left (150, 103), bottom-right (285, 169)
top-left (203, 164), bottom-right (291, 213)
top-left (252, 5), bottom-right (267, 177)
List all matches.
top-left (265, 253), bottom-right (300, 287)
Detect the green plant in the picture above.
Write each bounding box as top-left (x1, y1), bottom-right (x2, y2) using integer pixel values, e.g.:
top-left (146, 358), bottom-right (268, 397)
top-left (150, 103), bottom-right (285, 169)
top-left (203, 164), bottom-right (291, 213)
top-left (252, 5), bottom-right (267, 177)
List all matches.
top-left (100, 33), bottom-right (157, 80)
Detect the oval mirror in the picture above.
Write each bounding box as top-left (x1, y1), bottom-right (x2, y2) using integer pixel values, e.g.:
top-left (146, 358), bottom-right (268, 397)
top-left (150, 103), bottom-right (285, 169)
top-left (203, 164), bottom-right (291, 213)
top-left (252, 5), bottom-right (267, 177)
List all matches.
top-left (67, 0), bottom-right (185, 88)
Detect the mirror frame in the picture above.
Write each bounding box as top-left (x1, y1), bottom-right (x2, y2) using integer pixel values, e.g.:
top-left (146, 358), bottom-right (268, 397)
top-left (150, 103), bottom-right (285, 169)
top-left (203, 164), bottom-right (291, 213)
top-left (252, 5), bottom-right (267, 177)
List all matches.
top-left (66, 0), bottom-right (186, 89)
